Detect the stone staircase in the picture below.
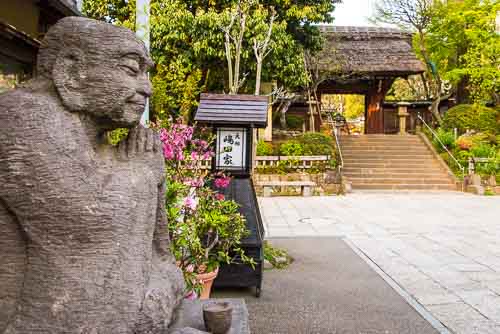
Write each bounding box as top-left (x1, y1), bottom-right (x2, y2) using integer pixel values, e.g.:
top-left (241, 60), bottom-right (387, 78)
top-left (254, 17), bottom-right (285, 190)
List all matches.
top-left (341, 135), bottom-right (457, 191)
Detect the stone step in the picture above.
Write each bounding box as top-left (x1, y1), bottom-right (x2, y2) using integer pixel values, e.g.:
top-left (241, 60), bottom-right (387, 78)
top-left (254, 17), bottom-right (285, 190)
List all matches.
top-left (343, 162), bottom-right (442, 168)
top-left (351, 183), bottom-right (458, 191)
top-left (341, 139), bottom-right (423, 143)
top-left (344, 172), bottom-right (451, 179)
top-left (340, 146), bottom-right (431, 152)
top-left (343, 168), bottom-right (447, 175)
top-left (341, 137), bottom-right (422, 142)
top-left (343, 158), bottom-right (440, 165)
top-left (346, 177), bottom-right (454, 185)
top-left (339, 135), bottom-right (456, 191)
top-left (343, 153), bottom-right (436, 160)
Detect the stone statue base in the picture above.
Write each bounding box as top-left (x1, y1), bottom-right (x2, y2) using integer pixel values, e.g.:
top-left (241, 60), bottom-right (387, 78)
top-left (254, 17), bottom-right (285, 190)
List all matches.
top-left (169, 299), bottom-right (250, 334)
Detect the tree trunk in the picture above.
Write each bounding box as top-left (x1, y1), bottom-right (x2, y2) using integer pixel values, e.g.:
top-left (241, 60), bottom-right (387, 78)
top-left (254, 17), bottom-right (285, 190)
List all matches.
top-left (231, 12), bottom-right (246, 94)
top-left (417, 30), bottom-right (443, 124)
top-left (254, 57), bottom-right (262, 95)
top-left (279, 99), bottom-right (292, 129)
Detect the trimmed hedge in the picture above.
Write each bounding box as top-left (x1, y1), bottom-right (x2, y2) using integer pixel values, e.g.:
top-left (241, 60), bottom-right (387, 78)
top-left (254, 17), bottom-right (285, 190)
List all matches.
top-left (256, 140), bottom-right (274, 156)
top-left (286, 115), bottom-right (304, 129)
top-left (298, 132), bottom-right (334, 156)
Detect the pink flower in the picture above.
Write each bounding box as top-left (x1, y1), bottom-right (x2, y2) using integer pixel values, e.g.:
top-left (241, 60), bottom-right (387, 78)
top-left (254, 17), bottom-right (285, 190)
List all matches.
top-left (215, 193), bottom-right (225, 201)
top-left (184, 197), bottom-right (197, 211)
top-left (163, 144), bottom-right (174, 160)
top-left (190, 178), bottom-right (204, 187)
top-left (190, 151), bottom-right (199, 160)
top-left (185, 290), bottom-right (197, 300)
top-left (214, 176), bottom-right (231, 189)
top-left (202, 151), bottom-right (213, 160)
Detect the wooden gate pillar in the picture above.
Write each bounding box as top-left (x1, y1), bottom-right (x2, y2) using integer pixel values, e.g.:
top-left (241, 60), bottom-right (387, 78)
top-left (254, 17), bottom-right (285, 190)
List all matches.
top-left (365, 79), bottom-right (394, 134)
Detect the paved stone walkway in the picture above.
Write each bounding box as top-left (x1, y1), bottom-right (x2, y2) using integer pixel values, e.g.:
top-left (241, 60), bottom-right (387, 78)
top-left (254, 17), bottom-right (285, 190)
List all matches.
top-left (259, 192), bottom-right (500, 334)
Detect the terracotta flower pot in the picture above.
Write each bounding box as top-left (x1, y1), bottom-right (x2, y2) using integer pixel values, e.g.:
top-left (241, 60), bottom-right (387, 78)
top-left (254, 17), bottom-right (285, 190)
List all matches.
top-left (196, 267), bottom-right (219, 300)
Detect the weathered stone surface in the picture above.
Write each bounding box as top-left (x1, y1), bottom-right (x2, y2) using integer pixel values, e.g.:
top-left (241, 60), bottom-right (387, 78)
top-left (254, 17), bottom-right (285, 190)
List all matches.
top-left (169, 328), bottom-right (210, 334)
top-left (0, 17), bottom-right (185, 333)
top-left (169, 299), bottom-right (250, 334)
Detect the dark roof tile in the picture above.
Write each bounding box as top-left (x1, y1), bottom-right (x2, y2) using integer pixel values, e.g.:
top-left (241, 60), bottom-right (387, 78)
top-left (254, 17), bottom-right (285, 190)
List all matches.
top-left (195, 94), bottom-right (269, 128)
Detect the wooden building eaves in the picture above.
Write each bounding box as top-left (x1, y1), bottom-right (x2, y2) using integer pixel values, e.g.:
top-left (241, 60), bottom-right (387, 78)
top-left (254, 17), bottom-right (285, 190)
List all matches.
top-left (195, 93), bottom-right (269, 128)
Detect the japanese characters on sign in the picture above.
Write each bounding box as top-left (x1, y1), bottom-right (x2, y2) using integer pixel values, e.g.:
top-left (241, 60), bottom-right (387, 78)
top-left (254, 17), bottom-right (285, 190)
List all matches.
top-left (216, 128), bottom-right (247, 170)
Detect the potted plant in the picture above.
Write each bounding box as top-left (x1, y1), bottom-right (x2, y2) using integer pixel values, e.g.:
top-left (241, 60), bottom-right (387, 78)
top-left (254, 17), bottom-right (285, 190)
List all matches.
top-left (158, 120), bottom-right (254, 299)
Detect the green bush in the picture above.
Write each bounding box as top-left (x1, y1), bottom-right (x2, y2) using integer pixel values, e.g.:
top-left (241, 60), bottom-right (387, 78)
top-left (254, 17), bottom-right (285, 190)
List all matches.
top-left (256, 140), bottom-right (274, 156)
top-left (279, 141), bottom-right (304, 156)
top-left (442, 104), bottom-right (499, 134)
top-left (433, 128), bottom-right (456, 153)
top-left (296, 132), bottom-right (334, 155)
top-left (302, 144), bottom-right (333, 155)
top-left (470, 143), bottom-right (496, 158)
top-left (298, 132), bottom-right (334, 147)
top-left (286, 115), bottom-right (304, 129)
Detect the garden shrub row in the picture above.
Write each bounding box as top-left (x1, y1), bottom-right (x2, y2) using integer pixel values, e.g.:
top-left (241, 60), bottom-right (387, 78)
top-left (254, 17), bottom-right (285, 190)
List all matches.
top-left (256, 132), bottom-right (335, 157)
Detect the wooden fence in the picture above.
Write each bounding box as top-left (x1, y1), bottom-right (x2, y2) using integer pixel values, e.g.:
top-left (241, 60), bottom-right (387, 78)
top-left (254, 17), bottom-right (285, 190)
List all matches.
top-left (255, 155), bottom-right (331, 170)
top-left (180, 155), bottom-right (331, 171)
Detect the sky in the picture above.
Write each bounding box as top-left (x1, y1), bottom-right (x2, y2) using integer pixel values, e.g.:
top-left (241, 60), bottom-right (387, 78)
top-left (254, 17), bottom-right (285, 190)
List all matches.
top-left (332, 0), bottom-right (379, 27)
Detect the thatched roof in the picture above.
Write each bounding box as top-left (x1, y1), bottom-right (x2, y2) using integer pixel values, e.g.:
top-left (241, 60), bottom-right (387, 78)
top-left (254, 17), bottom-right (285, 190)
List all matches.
top-left (316, 26), bottom-right (425, 78)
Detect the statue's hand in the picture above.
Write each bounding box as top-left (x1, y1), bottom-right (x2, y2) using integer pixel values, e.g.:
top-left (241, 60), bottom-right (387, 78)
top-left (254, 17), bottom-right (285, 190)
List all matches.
top-left (119, 126), bottom-right (160, 155)
top-left (118, 126), bottom-right (164, 173)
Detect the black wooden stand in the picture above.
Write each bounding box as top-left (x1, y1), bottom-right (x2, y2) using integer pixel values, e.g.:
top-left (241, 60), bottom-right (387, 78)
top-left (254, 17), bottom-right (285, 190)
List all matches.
top-left (213, 178), bottom-right (265, 297)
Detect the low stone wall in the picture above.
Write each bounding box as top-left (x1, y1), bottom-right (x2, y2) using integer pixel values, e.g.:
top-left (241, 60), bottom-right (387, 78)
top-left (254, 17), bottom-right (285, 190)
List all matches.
top-left (253, 171), bottom-right (342, 196)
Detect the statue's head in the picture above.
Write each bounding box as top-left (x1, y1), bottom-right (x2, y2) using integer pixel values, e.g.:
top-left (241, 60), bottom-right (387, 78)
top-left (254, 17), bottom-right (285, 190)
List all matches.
top-left (37, 17), bottom-right (153, 129)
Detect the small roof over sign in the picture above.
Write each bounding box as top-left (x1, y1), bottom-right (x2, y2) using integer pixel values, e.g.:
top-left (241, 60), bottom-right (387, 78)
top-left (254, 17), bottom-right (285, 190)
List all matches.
top-left (195, 93), bottom-right (269, 128)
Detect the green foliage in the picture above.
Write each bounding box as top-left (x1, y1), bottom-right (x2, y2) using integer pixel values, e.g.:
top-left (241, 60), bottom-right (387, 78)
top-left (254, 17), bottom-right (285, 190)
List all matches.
top-left (433, 128), bottom-right (456, 153)
top-left (286, 115), bottom-right (304, 129)
top-left (256, 140), bottom-right (274, 156)
top-left (425, 0), bottom-right (500, 104)
top-left (386, 77), bottom-right (429, 101)
top-left (297, 132), bottom-right (334, 155)
top-left (470, 143), bottom-right (496, 158)
top-left (343, 95), bottom-right (365, 120)
top-left (442, 104), bottom-right (499, 134)
top-left (263, 241), bottom-right (293, 269)
top-left (279, 141), bottom-right (304, 156)
top-left (107, 128), bottom-right (129, 145)
top-left (83, 0), bottom-right (338, 121)
top-left (321, 94), bottom-right (365, 121)
top-left (298, 132), bottom-right (333, 147)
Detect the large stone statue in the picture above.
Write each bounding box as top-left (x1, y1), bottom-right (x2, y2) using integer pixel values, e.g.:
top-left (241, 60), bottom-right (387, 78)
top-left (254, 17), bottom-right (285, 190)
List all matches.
top-left (0, 17), bottom-right (186, 333)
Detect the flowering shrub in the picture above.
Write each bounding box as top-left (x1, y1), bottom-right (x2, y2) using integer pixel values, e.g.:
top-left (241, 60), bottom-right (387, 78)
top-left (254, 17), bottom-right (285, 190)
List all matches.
top-left (156, 119), bottom-right (253, 297)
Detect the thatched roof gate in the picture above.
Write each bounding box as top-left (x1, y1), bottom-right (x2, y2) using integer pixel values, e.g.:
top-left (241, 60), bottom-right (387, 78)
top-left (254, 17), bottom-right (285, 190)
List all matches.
top-left (314, 26), bottom-right (425, 134)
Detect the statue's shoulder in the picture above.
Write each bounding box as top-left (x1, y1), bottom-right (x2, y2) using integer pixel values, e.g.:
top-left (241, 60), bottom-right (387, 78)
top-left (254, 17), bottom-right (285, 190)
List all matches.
top-left (0, 83), bottom-right (57, 124)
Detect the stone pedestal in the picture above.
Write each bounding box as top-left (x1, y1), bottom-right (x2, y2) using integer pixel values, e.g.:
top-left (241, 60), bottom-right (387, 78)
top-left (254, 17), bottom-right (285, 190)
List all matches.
top-left (397, 103), bottom-right (410, 135)
top-left (169, 299), bottom-right (250, 334)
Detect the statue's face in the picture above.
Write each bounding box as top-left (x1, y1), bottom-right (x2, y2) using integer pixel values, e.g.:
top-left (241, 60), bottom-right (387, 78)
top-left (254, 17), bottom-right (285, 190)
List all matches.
top-left (83, 40), bottom-right (153, 128)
